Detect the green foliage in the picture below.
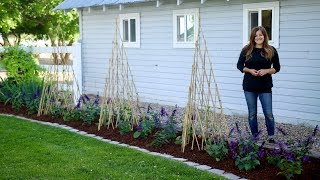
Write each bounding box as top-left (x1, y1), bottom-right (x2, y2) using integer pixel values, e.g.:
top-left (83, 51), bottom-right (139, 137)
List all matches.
top-left (62, 108), bottom-right (82, 122)
top-left (0, 0), bottom-right (79, 46)
top-left (175, 136), bottom-right (182, 145)
top-left (234, 140), bottom-right (260, 171)
top-left (118, 120), bottom-right (132, 135)
top-left (81, 105), bottom-right (100, 125)
top-left (277, 159), bottom-right (302, 180)
top-left (152, 116), bottom-right (178, 147)
top-left (0, 78), bottom-right (42, 113)
top-left (267, 126), bottom-right (318, 179)
top-left (0, 79), bottom-right (21, 110)
top-left (206, 140), bottom-right (228, 162)
top-left (20, 79), bottom-right (43, 114)
top-left (267, 154), bottom-right (282, 166)
top-left (119, 106), bottom-right (133, 122)
top-left (0, 46), bottom-right (43, 82)
top-left (51, 106), bottom-right (63, 119)
top-left (0, 0), bottom-right (20, 45)
top-left (133, 118), bottom-right (155, 139)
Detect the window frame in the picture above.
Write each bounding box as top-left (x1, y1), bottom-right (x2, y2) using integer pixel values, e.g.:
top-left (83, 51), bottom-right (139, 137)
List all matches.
top-left (243, 1), bottom-right (279, 48)
top-left (119, 13), bottom-right (140, 48)
top-left (173, 8), bottom-right (199, 48)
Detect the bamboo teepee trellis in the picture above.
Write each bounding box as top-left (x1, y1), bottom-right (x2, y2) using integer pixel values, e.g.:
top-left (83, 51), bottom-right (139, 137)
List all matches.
top-left (98, 18), bottom-right (141, 130)
top-left (181, 21), bottom-right (229, 152)
top-left (38, 46), bottom-right (81, 116)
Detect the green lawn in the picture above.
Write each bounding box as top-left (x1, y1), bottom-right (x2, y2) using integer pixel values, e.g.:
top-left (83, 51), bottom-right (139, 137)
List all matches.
top-left (0, 115), bottom-right (224, 179)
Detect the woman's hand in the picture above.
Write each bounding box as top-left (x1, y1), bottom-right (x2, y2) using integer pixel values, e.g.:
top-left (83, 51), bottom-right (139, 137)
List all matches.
top-left (258, 68), bottom-right (276, 76)
top-left (243, 67), bottom-right (259, 76)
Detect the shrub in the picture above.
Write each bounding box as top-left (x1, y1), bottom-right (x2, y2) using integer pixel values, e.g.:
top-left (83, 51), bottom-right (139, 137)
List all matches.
top-left (0, 46), bottom-right (44, 82)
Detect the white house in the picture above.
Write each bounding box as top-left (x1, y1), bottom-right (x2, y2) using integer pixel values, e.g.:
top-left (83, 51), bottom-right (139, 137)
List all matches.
top-left (54, 0), bottom-right (320, 126)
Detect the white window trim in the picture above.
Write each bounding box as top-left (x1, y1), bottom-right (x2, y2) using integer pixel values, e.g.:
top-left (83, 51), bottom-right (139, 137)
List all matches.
top-left (243, 1), bottom-right (279, 48)
top-left (119, 13), bottom-right (140, 48)
top-left (173, 8), bottom-right (199, 48)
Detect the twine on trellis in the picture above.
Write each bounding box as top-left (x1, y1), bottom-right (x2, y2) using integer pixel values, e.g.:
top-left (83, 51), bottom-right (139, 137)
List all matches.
top-left (181, 19), bottom-right (229, 152)
top-left (38, 46), bottom-right (81, 116)
top-left (98, 18), bottom-right (141, 130)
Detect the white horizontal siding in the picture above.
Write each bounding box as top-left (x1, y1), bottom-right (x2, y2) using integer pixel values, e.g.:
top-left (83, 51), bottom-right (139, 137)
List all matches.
top-left (80, 0), bottom-right (320, 126)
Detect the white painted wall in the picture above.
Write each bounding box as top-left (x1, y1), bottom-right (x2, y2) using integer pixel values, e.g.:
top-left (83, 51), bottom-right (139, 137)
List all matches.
top-left (79, 0), bottom-right (320, 126)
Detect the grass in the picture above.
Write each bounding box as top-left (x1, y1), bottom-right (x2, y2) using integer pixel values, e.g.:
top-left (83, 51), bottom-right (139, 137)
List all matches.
top-left (0, 115), bottom-right (225, 179)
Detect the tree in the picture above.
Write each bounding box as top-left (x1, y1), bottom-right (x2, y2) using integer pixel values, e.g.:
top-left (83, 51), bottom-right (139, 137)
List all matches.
top-left (0, 0), bottom-right (21, 46)
top-left (0, 0), bottom-right (78, 47)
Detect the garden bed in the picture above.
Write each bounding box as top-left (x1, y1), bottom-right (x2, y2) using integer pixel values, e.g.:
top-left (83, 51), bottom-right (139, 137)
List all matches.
top-left (0, 102), bottom-right (319, 180)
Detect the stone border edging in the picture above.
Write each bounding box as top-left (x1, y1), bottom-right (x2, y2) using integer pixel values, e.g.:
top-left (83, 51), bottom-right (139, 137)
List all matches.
top-left (1, 114), bottom-right (245, 180)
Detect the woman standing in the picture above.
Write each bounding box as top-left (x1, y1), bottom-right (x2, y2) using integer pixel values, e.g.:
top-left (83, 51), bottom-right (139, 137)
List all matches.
top-left (237, 26), bottom-right (281, 143)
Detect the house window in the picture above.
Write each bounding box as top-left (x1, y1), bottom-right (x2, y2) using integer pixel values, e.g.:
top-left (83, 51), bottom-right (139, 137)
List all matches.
top-left (243, 2), bottom-right (279, 48)
top-left (173, 8), bottom-right (199, 48)
top-left (119, 13), bottom-right (140, 48)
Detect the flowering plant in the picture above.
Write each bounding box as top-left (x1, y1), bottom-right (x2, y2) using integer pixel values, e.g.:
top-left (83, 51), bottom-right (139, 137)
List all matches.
top-left (267, 125), bottom-right (319, 179)
top-left (133, 117), bottom-right (155, 139)
top-left (151, 106), bottom-right (178, 147)
top-left (229, 122), bottom-right (265, 171)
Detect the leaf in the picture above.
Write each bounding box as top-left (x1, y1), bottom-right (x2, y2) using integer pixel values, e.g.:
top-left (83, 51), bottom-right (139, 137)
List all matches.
top-left (133, 131), bottom-right (141, 139)
top-left (244, 164), bottom-right (251, 171)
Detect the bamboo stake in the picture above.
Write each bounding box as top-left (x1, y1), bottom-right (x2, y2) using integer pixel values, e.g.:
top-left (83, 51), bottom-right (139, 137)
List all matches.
top-left (98, 18), bottom-right (142, 130)
top-left (181, 13), bottom-right (229, 152)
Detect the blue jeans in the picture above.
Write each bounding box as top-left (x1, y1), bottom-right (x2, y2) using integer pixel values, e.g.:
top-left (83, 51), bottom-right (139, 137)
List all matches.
top-left (244, 91), bottom-right (275, 137)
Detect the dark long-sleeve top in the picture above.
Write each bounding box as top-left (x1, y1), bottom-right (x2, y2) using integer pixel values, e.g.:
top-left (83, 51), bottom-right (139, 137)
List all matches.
top-left (237, 47), bottom-right (280, 93)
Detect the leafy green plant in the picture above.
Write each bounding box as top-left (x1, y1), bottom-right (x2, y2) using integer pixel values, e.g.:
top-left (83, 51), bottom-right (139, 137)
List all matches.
top-left (51, 106), bottom-right (63, 119)
top-left (152, 114), bottom-right (178, 147)
top-left (206, 140), bottom-right (228, 162)
top-left (0, 46), bottom-right (44, 82)
top-left (175, 136), bottom-right (182, 145)
top-left (120, 106), bottom-right (133, 122)
top-left (0, 79), bottom-right (23, 110)
top-left (81, 105), bottom-right (100, 125)
top-left (266, 126), bottom-right (319, 179)
top-left (234, 140), bottom-right (261, 171)
top-left (0, 78), bottom-right (42, 113)
top-left (20, 79), bottom-right (43, 114)
top-left (55, 94), bottom-right (100, 124)
top-left (133, 118), bottom-right (155, 139)
top-left (277, 159), bottom-right (302, 179)
top-left (62, 108), bottom-right (82, 122)
top-left (118, 120), bottom-right (132, 135)
top-left (228, 123), bottom-right (265, 171)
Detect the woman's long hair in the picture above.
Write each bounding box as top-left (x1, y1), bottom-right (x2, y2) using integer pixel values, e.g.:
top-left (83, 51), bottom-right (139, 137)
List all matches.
top-left (243, 26), bottom-right (274, 60)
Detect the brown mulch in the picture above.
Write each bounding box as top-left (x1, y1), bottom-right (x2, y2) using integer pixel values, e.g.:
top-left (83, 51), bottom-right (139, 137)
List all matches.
top-left (0, 102), bottom-right (319, 180)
